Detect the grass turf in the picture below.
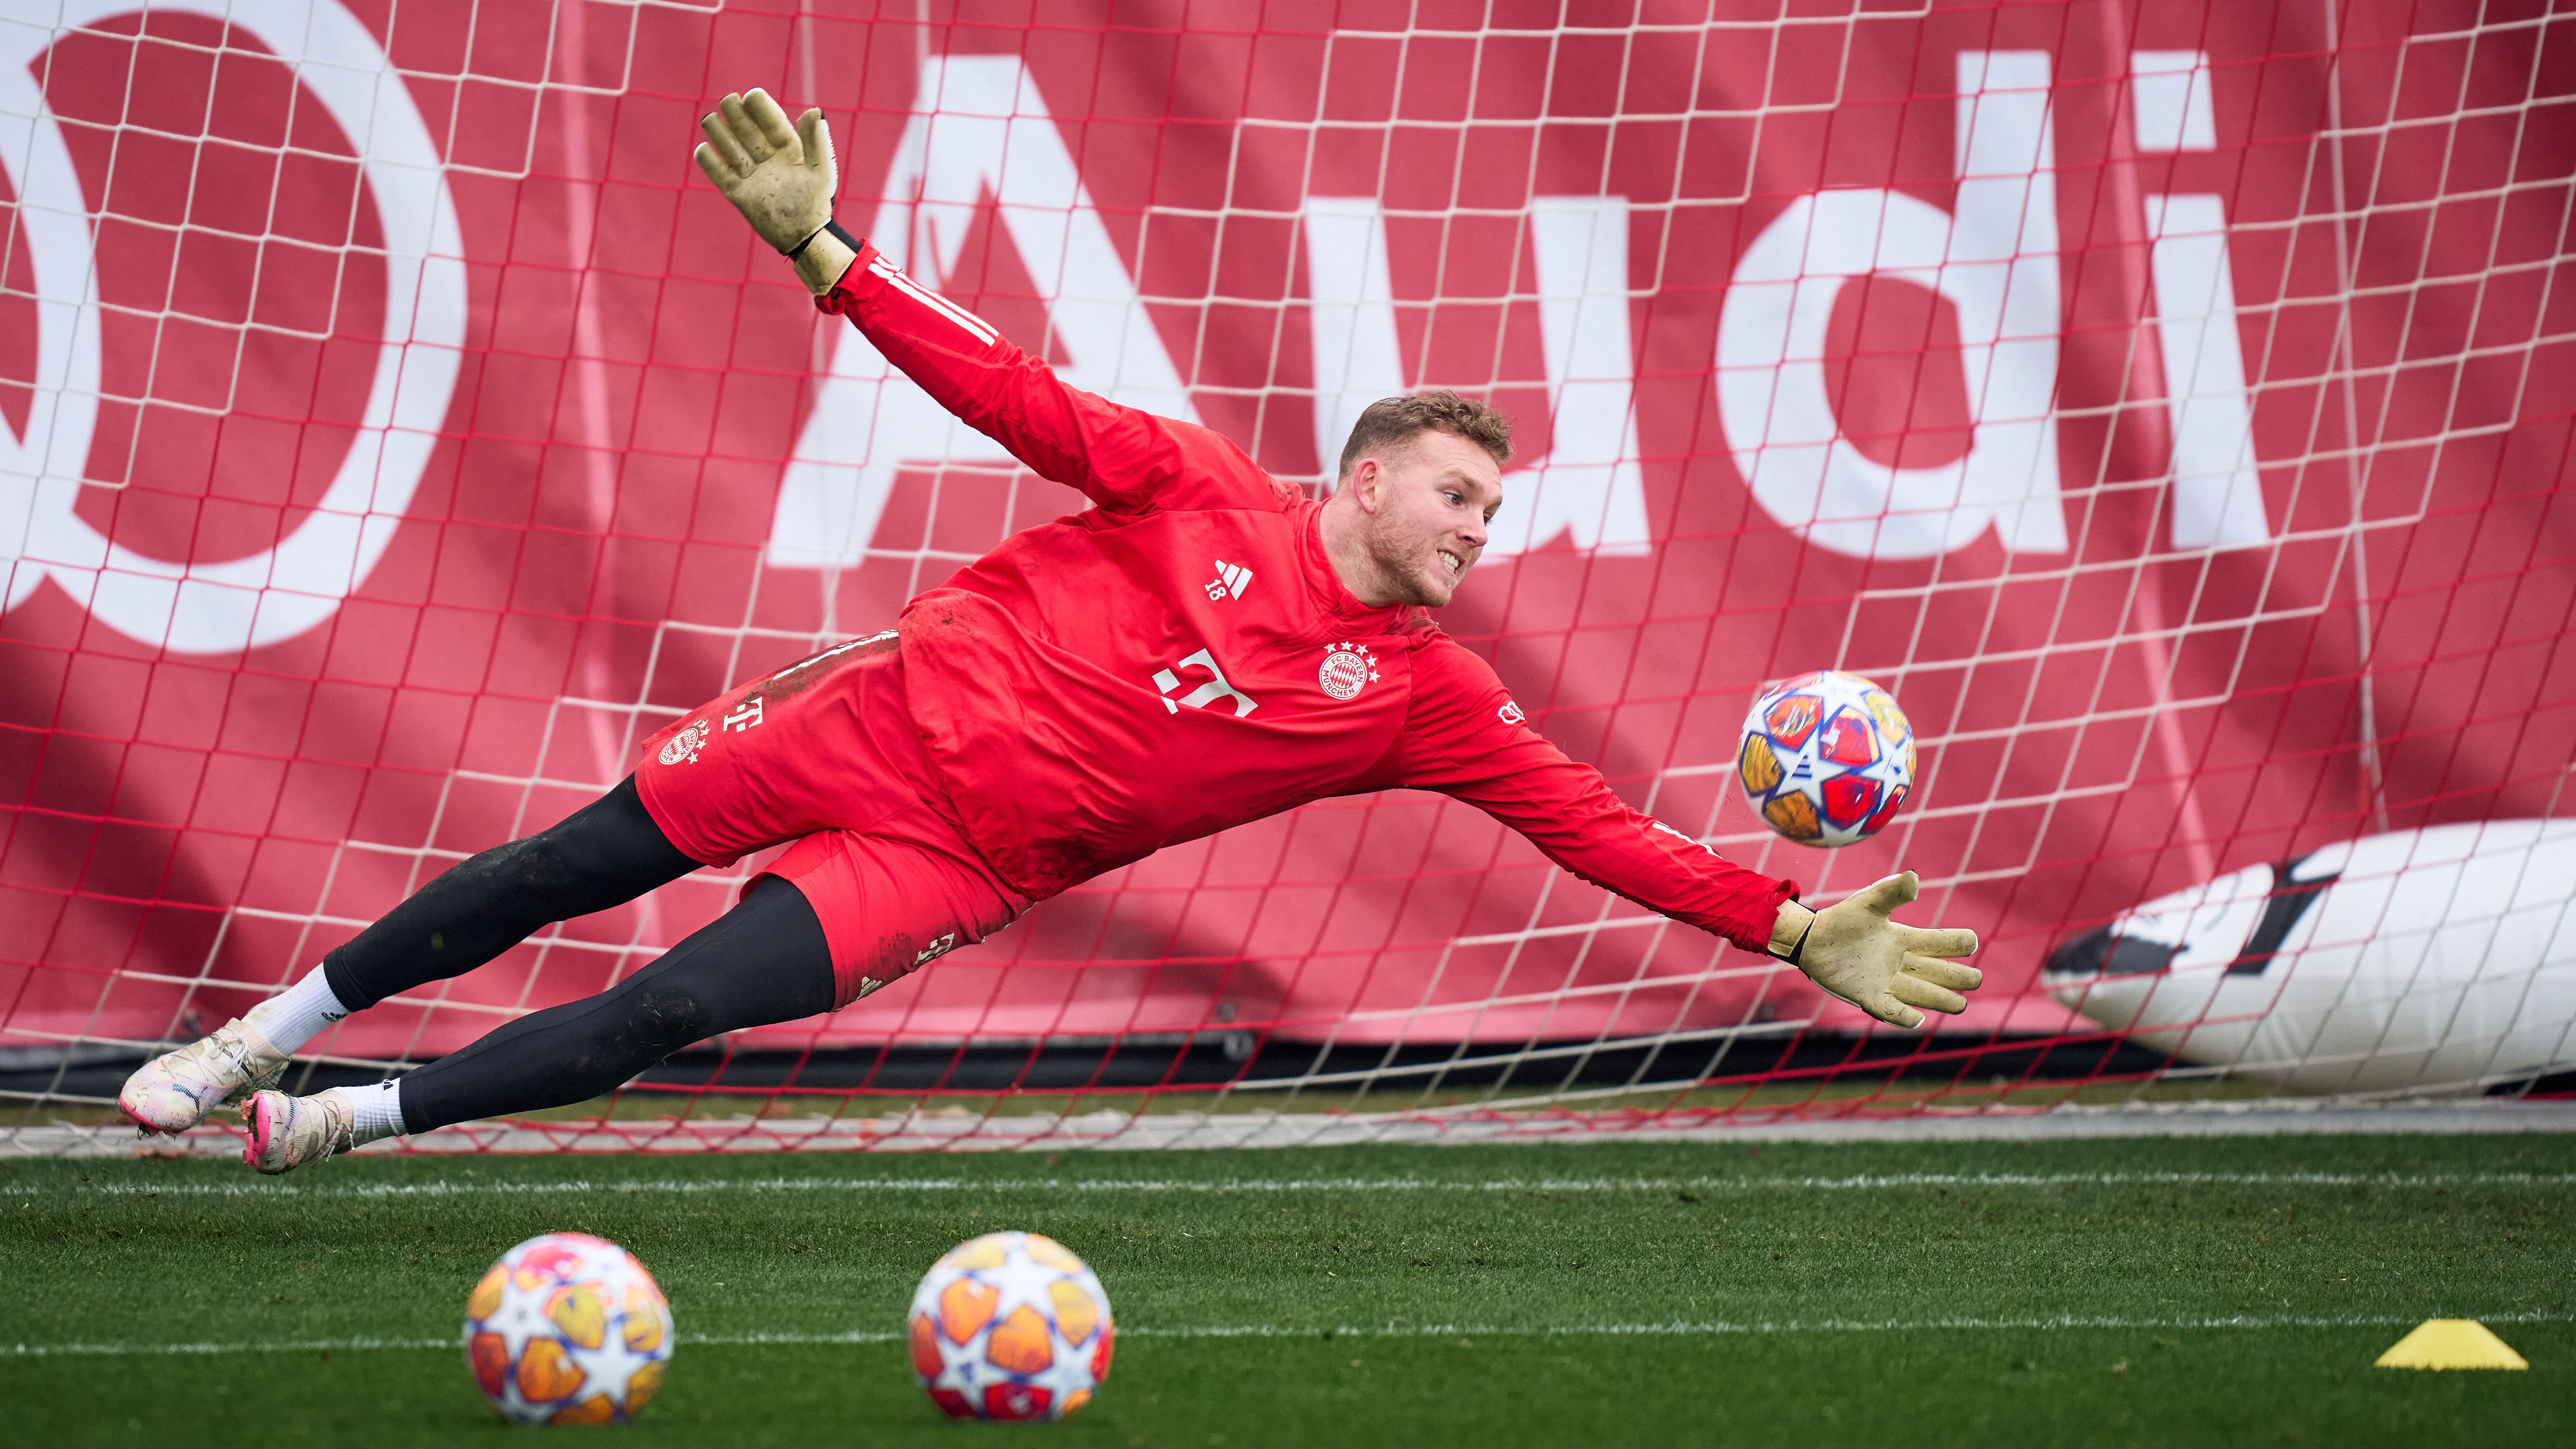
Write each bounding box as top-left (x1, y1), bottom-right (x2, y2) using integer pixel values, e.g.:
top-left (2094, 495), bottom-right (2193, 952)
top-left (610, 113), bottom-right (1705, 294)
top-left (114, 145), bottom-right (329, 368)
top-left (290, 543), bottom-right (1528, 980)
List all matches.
top-left (2, 1132), bottom-right (2568, 1447)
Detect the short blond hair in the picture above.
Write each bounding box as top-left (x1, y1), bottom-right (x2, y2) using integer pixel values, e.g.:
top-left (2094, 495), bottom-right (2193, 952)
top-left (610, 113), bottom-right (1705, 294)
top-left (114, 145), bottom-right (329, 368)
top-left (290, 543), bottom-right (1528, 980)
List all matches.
top-left (1335, 390), bottom-right (1514, 480)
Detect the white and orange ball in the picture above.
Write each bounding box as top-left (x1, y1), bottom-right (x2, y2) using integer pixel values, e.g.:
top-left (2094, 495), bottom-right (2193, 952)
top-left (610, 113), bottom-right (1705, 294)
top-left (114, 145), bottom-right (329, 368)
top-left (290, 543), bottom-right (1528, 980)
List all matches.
top-left (908, 1231), bottom-right (1114, 1421)
top-left (1738, 670), bottom-right (1916, 847)
top-left (463, 1232), bottom-right (672, 1425)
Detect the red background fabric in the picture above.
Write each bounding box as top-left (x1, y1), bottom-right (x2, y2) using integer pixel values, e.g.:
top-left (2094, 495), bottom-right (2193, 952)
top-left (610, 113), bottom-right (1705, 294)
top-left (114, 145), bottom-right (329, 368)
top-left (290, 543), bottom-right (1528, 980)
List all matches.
top-left (4, 0), bottom-right (2570, 1062)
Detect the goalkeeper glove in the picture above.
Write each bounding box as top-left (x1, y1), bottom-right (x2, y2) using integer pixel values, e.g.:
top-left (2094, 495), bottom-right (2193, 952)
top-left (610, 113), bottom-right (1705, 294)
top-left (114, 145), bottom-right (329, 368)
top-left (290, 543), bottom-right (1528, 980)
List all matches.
top-left (1769, 871), bottom-right (1981, 1029)
top-left (693, 88), bottom-right (853, 288)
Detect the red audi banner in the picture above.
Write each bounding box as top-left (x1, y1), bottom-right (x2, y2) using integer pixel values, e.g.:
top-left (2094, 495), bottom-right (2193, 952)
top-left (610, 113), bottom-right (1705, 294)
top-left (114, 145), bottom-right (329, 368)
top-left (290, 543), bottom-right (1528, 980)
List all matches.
top-left (4, 0), bottom-right (2570, 1062)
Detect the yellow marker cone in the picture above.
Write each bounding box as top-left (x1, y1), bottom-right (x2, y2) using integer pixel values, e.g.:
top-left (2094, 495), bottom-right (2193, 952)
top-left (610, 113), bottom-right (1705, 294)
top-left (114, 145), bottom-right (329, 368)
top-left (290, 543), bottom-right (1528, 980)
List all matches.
top-left (2374, 1319), bottom-right (2529, 1370)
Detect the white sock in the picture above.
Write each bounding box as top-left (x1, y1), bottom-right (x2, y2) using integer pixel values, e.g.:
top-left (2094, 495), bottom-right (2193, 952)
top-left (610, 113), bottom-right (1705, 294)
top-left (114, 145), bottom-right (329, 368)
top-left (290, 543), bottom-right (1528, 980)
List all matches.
top-left (242, 967), bottom-right (349, 1053)
top-left (340, 1081), bottom-right (408, 1145)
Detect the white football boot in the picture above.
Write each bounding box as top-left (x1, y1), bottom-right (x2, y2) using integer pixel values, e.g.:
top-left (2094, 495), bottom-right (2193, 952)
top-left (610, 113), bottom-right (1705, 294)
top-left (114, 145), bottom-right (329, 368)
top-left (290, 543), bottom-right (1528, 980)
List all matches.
top-left (118, 1020), bottom-right (290, 1135)
top-left (241, 1088), bottom-right (354, 1175)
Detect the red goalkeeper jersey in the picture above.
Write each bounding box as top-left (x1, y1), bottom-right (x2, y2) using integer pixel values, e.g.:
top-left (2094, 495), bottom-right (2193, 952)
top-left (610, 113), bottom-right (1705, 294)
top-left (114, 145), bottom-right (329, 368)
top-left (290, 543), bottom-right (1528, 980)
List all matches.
top-left (815, 245), bottom-right (1798, 954)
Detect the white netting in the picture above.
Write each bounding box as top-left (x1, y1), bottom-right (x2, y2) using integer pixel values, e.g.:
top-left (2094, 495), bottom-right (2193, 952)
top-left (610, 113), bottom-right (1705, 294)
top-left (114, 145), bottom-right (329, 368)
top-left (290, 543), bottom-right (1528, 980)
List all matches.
top-left (4, 1), bottom-right (2574, 1153)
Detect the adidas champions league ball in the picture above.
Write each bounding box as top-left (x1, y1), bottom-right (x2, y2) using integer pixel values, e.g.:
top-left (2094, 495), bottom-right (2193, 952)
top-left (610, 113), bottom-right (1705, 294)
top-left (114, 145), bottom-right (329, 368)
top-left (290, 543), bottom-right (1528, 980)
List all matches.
top-left (909, 1231), bottom-right (1115, 1421)
top-left (1738, 671), bottom-right (1916, 848)
top-left (463, 1232), bottom-right (672, 1425)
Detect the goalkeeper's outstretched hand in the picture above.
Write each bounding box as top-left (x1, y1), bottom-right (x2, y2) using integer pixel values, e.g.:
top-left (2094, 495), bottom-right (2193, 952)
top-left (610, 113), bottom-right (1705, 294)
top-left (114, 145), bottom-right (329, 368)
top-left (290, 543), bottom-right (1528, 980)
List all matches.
top-left (1769, 871), bottom-right (1981, 1029)
top-left (694, 88), bottom-right (841, 273)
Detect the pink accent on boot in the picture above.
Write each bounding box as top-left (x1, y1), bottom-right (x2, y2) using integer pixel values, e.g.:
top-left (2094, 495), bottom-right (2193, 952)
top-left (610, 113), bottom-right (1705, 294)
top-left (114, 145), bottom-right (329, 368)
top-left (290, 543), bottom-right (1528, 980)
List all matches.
top-left (241, 1088), bottom-right (353, 1175)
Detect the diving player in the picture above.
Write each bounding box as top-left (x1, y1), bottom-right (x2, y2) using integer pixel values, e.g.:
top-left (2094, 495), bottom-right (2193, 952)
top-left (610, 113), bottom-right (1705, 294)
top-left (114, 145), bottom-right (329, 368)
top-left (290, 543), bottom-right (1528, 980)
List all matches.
top-left (120, 91), bottom-right (1981, 1172)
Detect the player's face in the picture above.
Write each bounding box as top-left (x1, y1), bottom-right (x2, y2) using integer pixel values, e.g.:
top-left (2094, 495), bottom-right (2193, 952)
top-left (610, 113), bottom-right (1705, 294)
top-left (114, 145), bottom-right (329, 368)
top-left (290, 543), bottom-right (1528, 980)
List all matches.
top-left (1360, 431), bottom-right (1502, 607)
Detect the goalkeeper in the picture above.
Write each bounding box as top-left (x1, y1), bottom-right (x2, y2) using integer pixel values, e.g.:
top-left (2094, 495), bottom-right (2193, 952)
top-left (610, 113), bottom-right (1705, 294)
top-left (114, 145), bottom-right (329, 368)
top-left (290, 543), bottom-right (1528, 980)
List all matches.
top-left (121, 91), bottom-right (1982, 1173)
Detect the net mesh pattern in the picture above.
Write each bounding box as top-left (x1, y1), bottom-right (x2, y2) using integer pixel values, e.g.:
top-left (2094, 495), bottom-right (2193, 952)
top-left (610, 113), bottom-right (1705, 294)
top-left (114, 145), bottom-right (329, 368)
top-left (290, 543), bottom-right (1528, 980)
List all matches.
top-left (3, 0), bottom-right (2573, 1151)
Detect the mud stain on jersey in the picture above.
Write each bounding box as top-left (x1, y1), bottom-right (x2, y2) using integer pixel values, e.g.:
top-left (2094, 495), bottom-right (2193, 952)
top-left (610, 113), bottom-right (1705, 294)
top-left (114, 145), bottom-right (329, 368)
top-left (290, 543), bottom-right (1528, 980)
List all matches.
top-left (754, 629), bottom-right (900, 706)
top-left (852, 897), bottom-right (1024, 1004)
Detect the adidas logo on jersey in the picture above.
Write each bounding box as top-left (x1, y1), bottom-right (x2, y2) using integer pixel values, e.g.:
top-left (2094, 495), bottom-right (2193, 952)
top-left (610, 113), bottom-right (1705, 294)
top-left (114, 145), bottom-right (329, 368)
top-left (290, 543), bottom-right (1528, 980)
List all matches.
top-left (1204, 559), bottom-right (1253, 602)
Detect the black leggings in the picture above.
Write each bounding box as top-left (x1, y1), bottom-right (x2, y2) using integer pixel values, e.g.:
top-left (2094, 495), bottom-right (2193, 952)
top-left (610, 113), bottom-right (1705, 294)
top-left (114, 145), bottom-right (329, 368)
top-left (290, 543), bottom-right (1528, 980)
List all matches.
top-left (316, 778), bottom-right (835, 1135)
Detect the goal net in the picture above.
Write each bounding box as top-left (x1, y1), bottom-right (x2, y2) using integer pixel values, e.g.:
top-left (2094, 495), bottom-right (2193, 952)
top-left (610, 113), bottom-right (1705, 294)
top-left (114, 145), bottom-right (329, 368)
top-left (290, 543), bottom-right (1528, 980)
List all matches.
top-left (5, 0), bottom-right (2574, 1152)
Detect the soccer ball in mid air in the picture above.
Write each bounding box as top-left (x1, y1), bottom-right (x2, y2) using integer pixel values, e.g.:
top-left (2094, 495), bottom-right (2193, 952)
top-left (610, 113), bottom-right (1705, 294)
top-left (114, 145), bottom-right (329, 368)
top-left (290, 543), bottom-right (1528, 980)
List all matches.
top-left (463, 1232), bottom-right (673, 1425)
top-left (909, 1231), bottom-right (1115, 1421)
top-left (1738, 671), bottom-right (1916, 847)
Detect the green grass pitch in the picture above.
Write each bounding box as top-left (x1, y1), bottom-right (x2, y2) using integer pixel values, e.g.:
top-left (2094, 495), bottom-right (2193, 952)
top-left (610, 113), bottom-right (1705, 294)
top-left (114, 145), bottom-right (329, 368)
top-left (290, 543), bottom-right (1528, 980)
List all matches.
top-left (3, 1132), bottom-right (2568, 1447)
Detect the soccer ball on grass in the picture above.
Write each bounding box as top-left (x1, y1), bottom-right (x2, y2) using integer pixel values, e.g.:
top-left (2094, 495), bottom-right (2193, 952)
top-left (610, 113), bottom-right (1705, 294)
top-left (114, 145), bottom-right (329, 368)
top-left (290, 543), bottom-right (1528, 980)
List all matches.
top-left (909, 1230), bottom-right (1115, 1420)
top-left (463, 1231), bottom-right (672, 1425)
top-left (1738, 671), bottom-right (1916, 847)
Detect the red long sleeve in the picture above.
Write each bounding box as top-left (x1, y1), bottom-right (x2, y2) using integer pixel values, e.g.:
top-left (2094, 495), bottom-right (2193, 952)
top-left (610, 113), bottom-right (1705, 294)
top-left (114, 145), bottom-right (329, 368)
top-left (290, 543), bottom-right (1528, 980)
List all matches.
top-left (817, 246), bottom-right (1277, 515)
top-left (1396, 643), bottom-right (1799, 955)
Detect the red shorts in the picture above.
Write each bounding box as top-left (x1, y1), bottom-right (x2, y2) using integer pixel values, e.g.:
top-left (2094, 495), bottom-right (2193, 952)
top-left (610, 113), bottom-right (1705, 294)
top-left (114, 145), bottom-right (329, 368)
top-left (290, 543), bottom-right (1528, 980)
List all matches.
top-left (634, 633), bottom-right (1025, 1009)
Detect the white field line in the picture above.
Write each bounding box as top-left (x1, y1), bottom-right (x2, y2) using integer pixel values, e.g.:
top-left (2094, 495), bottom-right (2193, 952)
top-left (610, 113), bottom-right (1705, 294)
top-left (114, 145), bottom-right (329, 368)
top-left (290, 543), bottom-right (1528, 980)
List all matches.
top-left (24, 1170), bottom-right (2576, 1199)
top-left (9, 1308), bottom-right (2571, 1358)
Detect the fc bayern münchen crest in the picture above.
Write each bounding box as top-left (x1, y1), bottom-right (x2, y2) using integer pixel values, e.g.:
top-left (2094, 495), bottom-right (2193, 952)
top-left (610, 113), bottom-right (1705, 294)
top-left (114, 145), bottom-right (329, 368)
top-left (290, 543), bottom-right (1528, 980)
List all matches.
top-left (658, 720), bottom-right (710, 766)
top-left (1318, 642), bottom-right (1379, 701)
